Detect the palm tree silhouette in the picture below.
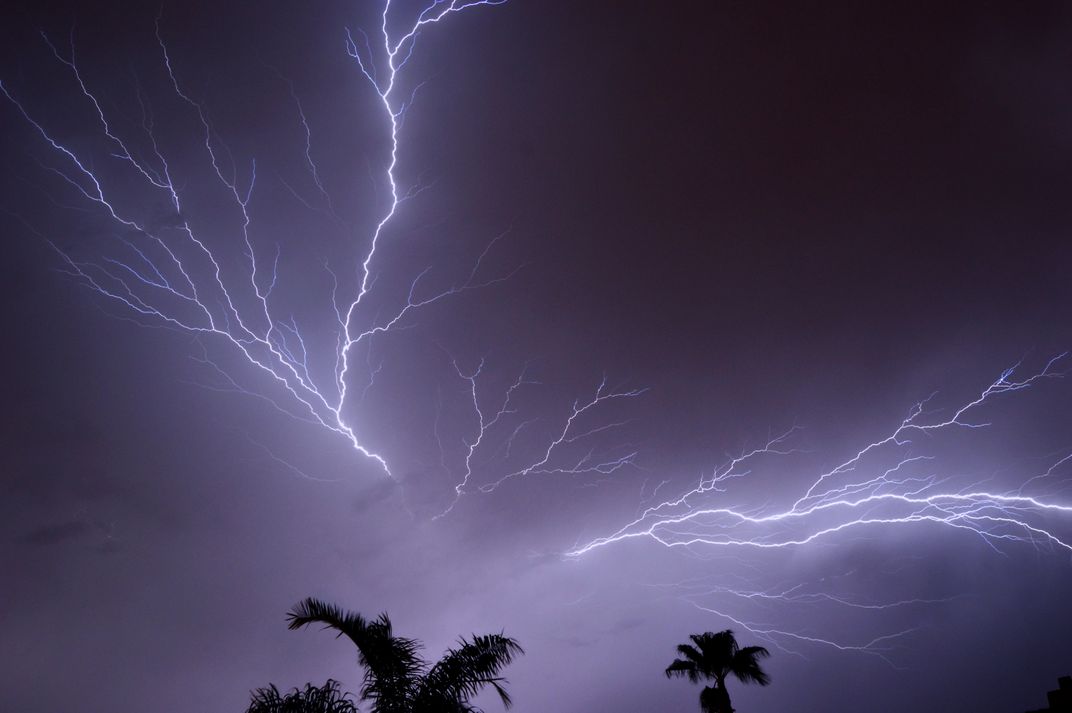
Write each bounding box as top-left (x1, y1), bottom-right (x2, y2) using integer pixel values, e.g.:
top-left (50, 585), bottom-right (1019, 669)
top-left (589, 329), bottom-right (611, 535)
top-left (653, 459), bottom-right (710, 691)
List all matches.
top-left (665, 630), bottom-right (770, 713)
top-left (246, 679), bottom-right (358, 713)
top-left (286, 597), bottom-right (523, 713)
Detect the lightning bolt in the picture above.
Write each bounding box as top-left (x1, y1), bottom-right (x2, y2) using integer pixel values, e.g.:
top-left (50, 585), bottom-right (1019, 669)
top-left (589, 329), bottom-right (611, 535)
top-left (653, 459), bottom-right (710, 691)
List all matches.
top-left (568, 356), bottom-right (1072, 657)
top-left (435, 365), bottom-right (646, 516)
top-left (569, 355), bottom-right (1071, 557)
top-left (2, 0), bottom-right (638, 503)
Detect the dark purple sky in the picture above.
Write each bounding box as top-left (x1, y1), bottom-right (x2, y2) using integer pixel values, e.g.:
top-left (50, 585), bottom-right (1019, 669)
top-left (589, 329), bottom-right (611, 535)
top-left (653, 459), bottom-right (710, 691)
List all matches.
top-left (2, 2), bottom-right (1071, 712)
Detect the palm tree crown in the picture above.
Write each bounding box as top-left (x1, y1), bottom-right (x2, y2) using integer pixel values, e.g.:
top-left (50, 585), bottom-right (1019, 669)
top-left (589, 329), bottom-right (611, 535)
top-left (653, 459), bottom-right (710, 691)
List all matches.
top-left (665, 630), bottom-right (770, 713)
top-left (287, 597), bottom-right (523, 713)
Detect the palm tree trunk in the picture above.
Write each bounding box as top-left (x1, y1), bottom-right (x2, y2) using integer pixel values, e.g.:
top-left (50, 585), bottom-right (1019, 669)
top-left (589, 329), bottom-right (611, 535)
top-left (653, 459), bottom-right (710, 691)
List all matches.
top-left (715, 675), bottom-right (733, 713)
top-left (699, 681), bottom-right (734, 713)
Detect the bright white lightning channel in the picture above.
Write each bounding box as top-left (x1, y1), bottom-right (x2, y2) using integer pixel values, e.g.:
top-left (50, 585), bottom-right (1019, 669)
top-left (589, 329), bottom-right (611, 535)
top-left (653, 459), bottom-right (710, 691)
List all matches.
top-left (1, 0), bottom-right (640, 500)
top-left (568, 357), bottom-right (1072, 656)
top-left (571, 356), bottom-right (1072, 557)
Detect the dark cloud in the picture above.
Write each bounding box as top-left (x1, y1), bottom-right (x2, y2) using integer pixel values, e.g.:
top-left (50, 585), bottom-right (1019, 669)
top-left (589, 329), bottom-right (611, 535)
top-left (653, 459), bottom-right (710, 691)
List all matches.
top-left (16, 520), bottom-right (94, 546)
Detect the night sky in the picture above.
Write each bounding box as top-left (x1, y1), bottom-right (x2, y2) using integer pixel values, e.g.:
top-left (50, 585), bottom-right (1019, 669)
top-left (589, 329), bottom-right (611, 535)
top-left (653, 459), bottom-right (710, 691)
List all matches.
top-left (2, 2), bottom-right (1072, 712)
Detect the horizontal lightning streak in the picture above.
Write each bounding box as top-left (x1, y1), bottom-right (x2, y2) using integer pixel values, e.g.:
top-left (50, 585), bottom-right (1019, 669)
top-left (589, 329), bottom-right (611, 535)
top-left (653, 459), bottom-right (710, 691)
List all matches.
top-left (567, 359), bottom-right (1071, 656)
top-left (570, 357), bottom-right (1070, 558)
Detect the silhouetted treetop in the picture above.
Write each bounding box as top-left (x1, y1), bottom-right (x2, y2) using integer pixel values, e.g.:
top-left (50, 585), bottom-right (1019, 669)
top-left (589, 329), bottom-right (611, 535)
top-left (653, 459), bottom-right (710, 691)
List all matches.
top-left (246, 679), bottom-right (357, 713)
top-left (665, 629), bottom-right (770, 713)
top-left (287, 597), bottom-right (523, 713)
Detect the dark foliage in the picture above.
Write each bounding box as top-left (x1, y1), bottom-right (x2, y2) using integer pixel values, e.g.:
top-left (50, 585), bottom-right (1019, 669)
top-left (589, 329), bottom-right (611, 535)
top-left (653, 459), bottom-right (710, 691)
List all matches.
top-left (665, 630), bottom-right (771, 713)
top-left (287, 597), bottom-right (523, 713)
top-left (246, 679), bottom-right (358, 713)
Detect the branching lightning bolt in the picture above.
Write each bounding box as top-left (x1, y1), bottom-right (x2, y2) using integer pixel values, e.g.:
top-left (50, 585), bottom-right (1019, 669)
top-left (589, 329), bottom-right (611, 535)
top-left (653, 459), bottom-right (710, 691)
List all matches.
top-left (570, 355), bottom-right (1071, 557)
top-left (569, 356), bottom-right (1072, 657)
top-left (2, 0), bottom-right (639, 502)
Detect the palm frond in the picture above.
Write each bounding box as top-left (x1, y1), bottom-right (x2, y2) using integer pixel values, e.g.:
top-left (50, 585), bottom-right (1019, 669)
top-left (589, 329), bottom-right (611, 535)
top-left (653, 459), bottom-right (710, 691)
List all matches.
top-left (287, 598), bottom-right (424, 710)
top-left (675, 643), bottom-right (705, 665)
top-left (419, 633), bottom-right (524, 710)
top-left (248, 683), bottom-right (285, 711)
top-left (246, 679), bottom-right (358, 713)
top-left (702, 630), bottom-right (739, 663)
top-left (737, 645), bottom-right (770, 660)
top-left (730, 645), bottom-right (771, 686)
top-left (287, 598), bottom-right (369, 641)
top-left (665, 658), bottom-right (703, 684)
